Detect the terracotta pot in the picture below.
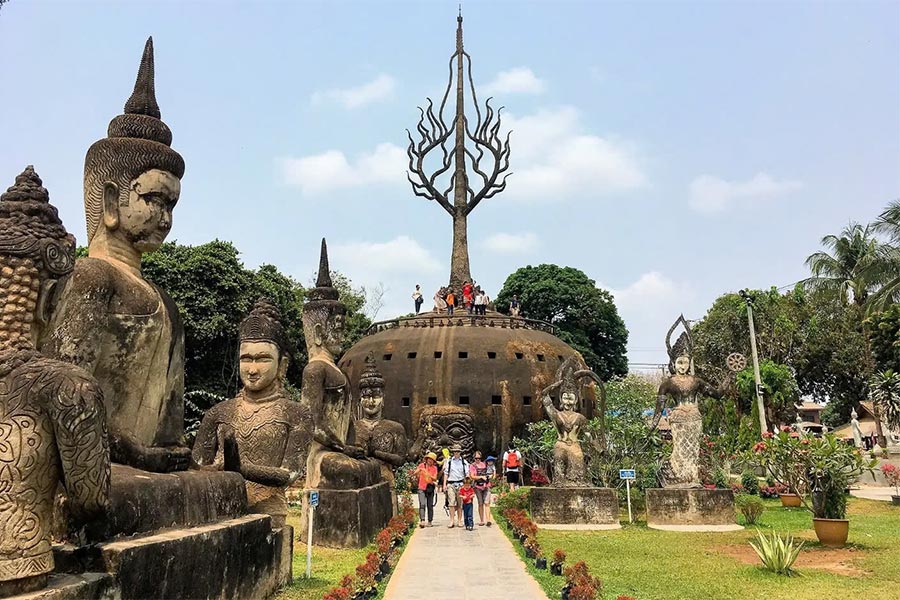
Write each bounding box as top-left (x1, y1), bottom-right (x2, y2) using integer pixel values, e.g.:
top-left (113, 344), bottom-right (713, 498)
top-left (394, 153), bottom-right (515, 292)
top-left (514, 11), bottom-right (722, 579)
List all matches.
top-left (779, 493), bottom-right (802, 507)
top-left (892, 495), bottom-right (900, 506)
top-left (813, 518), bottom-right (849, 547)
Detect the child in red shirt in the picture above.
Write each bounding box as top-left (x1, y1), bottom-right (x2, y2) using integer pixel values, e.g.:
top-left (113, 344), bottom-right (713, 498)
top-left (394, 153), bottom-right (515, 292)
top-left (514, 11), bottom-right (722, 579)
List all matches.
top-left (460, 477), bottom-right (476, 530)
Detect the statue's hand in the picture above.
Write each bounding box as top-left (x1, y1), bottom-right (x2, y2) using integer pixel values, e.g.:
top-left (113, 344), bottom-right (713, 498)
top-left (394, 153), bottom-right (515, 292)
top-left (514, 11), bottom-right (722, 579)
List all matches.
top-left (343, 445), bottom-right (367, 460)
top-left (143, 445), bottom-right (192, 472)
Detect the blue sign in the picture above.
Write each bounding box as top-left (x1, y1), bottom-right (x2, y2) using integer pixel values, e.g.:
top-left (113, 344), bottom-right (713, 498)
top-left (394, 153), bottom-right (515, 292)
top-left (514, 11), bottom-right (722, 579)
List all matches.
top-left (310, 491), bottom-right (319, 507)
top-left (619, 469), bottom-right (636, 480)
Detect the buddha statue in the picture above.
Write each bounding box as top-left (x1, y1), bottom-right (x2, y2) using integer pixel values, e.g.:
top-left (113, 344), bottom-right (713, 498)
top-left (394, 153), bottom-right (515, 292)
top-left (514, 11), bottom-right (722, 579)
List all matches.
top-left (651, 316), bottom-right (726, 487)
top-left (0, 167), bottom-right (111, 596)
top-left (302, 240), bottom-right (381, 490)
top-left (192, 299), bottom-right (311, 527)
top-left (541, 356), bottom-right (591, 487)
top-left (40, 38), bottom-right (191, 472)
top-left (353, 353), bottom-right (408, 513)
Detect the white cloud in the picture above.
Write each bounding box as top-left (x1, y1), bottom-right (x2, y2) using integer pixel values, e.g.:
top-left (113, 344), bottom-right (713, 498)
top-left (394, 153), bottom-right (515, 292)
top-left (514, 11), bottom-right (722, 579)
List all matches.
top-left (688, 172), bottom-right (803, 214)
top-left (501, 106), bottom-right (646, 200)
top-left (482, 67), bottom-right (546, 95)
top-left (331, 236), bottom-right (441, 277)
top-left (481, 232), bottom-right (541, 255)
top-left (311, 74), bottom-right (396, 109)
top-left (280, 143), bottom-right (405, 195)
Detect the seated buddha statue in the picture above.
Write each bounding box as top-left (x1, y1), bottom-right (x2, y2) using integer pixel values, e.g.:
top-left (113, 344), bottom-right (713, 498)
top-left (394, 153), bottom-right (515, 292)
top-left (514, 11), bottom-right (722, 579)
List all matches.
top-left (302, 240), bottom-right (381, 490)
top-left (192, 299), bottom-right (311, 527)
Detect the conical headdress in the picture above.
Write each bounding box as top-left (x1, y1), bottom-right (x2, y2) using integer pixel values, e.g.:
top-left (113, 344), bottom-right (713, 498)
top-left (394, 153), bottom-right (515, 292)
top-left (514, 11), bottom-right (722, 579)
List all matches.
top-left (665, 314), bottom-right (693, 374)
top-left (304, 239), bottom-right (346, 314)
top-left (239, 297), bottom-right (287, 353)
top-left (359, 352), bottom-right (385, 395)
top-left (83, 37), bottom-right (185, 243)
top-left (0, 166), bottom-right (74, 275)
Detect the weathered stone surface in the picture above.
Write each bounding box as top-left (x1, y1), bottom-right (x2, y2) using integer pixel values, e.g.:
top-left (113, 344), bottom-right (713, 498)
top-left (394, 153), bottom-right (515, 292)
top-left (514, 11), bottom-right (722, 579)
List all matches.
top-left (530, 487), bottom-right (620, 525)
top-left (5, 574), bottom-right (114, 600)
top-left (299, 481), bottom-right (393, 548)
top-left (55, 516), bottom-right (290, 600)
top-left (646, 488), bottom-right (737, 527)
top-left (82, 464), bottom-right (246, 540)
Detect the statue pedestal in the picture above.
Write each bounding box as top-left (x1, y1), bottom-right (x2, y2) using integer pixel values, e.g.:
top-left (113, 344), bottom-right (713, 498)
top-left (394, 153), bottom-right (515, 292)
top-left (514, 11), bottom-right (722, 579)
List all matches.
top-left (646, 488), bottom-right (741, 531)
top-left (299, 481), bottom-right (393, 548)
top-left (51, 465), bottom-right (292, 599)
top-left (530, 487), bottom-right (620, 528)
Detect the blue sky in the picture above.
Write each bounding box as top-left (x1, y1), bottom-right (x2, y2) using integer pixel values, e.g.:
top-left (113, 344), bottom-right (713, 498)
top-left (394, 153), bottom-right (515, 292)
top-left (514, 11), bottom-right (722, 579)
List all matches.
top-left (1, 0), bottom-right (898, 368)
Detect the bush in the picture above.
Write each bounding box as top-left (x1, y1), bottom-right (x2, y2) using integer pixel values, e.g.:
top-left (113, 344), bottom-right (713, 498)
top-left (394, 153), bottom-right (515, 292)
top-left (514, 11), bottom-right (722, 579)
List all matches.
top-left (741, 470), bottom-right (760, 495)
top-left (494, 487), bottom-right (530, 512)
top-left (712, 467), bottom-right (729, 489)
top-left (749, 530), bottom-right (803, 576)
top-left (735, 494), bottom-right (765, 525)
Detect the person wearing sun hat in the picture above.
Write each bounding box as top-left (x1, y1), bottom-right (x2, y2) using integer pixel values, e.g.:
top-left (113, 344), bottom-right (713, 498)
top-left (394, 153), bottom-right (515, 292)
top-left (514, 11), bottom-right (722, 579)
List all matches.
top-left (414, 451), bottom-right (439, 527)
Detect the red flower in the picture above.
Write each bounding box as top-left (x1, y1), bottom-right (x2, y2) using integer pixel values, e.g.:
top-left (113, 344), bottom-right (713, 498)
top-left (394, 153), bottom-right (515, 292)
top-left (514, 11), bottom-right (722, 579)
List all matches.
top-left (762, 431), bottom-right (774, 439)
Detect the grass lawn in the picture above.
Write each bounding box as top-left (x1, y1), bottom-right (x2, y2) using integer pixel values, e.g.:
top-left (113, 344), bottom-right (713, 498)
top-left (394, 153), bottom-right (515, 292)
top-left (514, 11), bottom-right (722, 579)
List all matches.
top-left (500, 497), bottom-right (900, 600)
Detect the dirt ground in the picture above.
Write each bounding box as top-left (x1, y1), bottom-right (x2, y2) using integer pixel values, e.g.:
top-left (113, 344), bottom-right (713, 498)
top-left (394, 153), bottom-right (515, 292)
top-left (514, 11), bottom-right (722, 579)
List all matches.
top-left (717, 544), bottom-right (869, 577)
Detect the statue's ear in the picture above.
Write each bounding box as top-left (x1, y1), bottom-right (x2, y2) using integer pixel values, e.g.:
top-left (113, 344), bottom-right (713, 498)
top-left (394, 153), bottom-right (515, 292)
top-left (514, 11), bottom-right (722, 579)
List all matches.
top-left (278, 355), bottom-right (289, 379)
top-left (102, 182), bottom-right (120, 230)
top-left (313, 322), bottom-right (325, 347)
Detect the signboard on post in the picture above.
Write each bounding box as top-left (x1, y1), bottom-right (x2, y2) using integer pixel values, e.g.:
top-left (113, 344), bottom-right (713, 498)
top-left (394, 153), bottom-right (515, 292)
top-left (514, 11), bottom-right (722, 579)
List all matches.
top-left (306, 490), bottom-right (319, 578)
top-left (310, 491), bottom-right (319, 508)
top-left (619, 469), bottom-right (636, 523)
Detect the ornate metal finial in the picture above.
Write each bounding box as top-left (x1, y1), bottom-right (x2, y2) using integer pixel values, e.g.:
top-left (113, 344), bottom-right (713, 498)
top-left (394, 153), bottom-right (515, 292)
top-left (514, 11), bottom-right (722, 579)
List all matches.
top-left (124, 37), bottom-right (161, 119)
top-left (406, 13), bottom-right (512, 290)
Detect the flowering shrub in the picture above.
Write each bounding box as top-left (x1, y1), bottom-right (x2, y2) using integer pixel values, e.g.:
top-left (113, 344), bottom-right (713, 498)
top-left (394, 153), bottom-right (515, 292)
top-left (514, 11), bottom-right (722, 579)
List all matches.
top-left (883, 463), bottom-right (900, 495)
top-left (759, 483), bottom-right (788, 499)
top-left (529, 467), bottom-right (551, 486)
top-left (552, 548), bottom-right (567, 565)
top-left (563, 560), bottom-right (602, 596)
top-left (494, 487), bottom-right (530, 512)
top-left (322, 587), bottom-right (352, 600)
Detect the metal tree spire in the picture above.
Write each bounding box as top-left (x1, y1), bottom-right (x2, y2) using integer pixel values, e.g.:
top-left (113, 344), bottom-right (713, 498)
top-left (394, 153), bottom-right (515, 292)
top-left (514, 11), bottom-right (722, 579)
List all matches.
top-left (406, 12), bottom-right (512, 290)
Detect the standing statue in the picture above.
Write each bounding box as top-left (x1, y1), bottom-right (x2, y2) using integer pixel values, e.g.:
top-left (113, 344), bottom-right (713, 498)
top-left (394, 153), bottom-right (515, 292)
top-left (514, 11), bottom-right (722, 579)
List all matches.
top-left (192, 299), bottom-right (311, 527)
top-left (40, 38), bottom-right (190, 472)
top-left (794, 413), bottom-right (805, 435)
top-left (0, 167), bottom-right (111, 597)
top-left (354, 353), bottom-right (408, 513)
top-left (302, 240), bottom-right (381, 490)
top-left (539, 356), bottom-right (605, 487)
top-left (850, 408), bottom-right (864, 449)
top-left (651, 315), bottom-right (730, 488)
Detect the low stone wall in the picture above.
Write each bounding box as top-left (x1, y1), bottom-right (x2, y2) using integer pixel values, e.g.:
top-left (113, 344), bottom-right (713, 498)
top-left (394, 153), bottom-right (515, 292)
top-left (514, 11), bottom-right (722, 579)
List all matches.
top-left (530, 487), bottom-right (619, 525)
top-left (645, 488), bottom-right (736, 526)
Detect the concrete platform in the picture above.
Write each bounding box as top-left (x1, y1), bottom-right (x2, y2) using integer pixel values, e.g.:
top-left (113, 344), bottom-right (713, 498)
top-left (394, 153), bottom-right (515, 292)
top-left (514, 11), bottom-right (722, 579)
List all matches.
top-left (646, 488), bottom-right (739, 530)
top-left (648, 523), bottom-right (743, 532)
top-left (539, 523), bottom-right (621, 531)
top-left (530, 486), bottom-right (620, 526)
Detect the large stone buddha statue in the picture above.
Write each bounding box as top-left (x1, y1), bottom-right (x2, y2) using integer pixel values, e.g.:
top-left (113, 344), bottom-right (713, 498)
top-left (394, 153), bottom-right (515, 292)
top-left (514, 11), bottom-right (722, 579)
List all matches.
top-left (40, 38), bottom-right (191, 472)
top-left (302, 240), bottom-right (381, 491)
top-left (0, 167), bottom-right (111, 597)
top-left (192, 299), bottom-right (312, 527)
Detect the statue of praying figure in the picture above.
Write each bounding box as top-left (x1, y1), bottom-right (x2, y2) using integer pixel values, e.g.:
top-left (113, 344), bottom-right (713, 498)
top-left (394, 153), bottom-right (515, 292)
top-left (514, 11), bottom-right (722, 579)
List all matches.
top-left (40, 38), bottom-right (191, 472)
top-left (354, 353), bottom-right (409, 513)
top-left (541, 356), bottom-right (592, 487)
top-left (192, 299), bottom-right (311, 527)
top-left (851, 408), bottom-right (864, 449)
top-left (302, 240), bottom-right (381, 491)
top-left (0, 167), bottom-right (111, 597)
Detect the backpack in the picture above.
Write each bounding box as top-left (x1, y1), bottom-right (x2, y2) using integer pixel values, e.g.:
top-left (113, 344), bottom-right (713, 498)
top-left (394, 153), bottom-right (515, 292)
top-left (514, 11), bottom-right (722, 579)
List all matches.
top-left (506, 451), bottom-right (520, 469)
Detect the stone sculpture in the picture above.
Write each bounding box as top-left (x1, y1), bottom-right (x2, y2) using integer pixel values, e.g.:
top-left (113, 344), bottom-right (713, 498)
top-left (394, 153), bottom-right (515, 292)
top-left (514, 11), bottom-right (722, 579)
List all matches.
top-left (408, 405), bottom-right (476, 460)
top-left (193, 299), bottom-right (311, 526)
top-left (354, 353), bottom-right (408, 513)
top-left (302, 240), bottom-right (381, 490)
top-left (40, 37), bottom-right (190, 472)
top-left (651, 315), bottom-right (727, 488)
top-left (0, 167), bottom-right (111, 596)
top-left (540, 357), bottom-right (592, 487)
top-left (851, 408), bottom-right (863, 448)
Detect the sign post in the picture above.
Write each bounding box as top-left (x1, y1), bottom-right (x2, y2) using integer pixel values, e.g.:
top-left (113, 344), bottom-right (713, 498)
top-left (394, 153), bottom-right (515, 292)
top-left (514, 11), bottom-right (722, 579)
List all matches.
top-left (619, 469), bottom-right (636, 523)
top-left (306, 490), bottom-right (319, 578)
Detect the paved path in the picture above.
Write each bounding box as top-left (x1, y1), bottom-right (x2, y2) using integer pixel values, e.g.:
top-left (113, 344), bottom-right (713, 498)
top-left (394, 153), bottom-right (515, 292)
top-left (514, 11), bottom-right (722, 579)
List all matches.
top-left (851, 485), bottom-right (897, 502)
top-left (383, 497), bottom-right (548, 600)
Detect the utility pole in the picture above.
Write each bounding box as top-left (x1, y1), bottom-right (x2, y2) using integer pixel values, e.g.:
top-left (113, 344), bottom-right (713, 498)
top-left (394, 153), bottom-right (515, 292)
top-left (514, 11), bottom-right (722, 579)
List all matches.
top-left (740, 290), bottom-right (768, 435)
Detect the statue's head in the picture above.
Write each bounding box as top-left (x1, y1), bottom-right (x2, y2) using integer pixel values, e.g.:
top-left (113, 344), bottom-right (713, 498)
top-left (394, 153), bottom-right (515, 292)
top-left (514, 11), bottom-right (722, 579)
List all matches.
top-left (83, 38), bottom-right (184, 253)
top-left (557, 355), bottom-right (583, 412)
top-left (0, 166), bottom-right (75, 348)
top-left (417, 406), bottom-right (475, 458)
top-left (302, 239), bottom-right (346, 358)
top-left (358, 352), bottom-right (385, 419)
top-left (238, 298), bottom-right (288, 395)
top-left (674, 354), bottom-right (691, 376)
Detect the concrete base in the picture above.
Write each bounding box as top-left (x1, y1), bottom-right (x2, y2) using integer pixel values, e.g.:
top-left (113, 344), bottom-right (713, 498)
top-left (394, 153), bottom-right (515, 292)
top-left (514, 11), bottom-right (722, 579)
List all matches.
top-left (648, 523), bottom-right (743, 532)
top-left (5, 574), bottom-right (114, 600)
top-left (299, 481), bottom-right (393, 548)
top-left (54, 516), bottom-right (291, 599)
top-left (539, 523), bottom-right (622, 531)
top-left (530, 487), bottom-right (620, 526)
top-left (646, 488), bottom-right (738, 529)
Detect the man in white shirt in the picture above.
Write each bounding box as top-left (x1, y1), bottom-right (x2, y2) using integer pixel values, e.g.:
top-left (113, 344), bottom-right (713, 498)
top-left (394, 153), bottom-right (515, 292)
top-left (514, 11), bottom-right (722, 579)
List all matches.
top-left (442, 445), bottom-right (470, 528)
top-left (502, 443), bottom-right (523, 491)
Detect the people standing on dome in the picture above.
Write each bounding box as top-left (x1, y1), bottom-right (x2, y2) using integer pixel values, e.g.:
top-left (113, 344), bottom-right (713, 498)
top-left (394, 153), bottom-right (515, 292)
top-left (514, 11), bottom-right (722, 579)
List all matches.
top-left (412, 284), bottom-right (424, 314)
top-left (474, 289), bottom-right (485, 316)
top-left (462, 281), bottom-right (474, 314)
top-left (509, 295), bottom-right (521, 317)
top-left (446, 289), bottom-right (457, 316)
top-left (503, 443), bottom-right (523, 491)
top-left (433, 287), bottom-right (448, 313)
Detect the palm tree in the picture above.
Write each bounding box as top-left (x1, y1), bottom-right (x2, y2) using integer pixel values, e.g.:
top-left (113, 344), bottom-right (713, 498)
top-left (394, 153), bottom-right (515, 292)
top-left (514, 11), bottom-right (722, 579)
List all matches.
top-left (869, 370), bottom-right (900, 447)
top-left (802, 222), bottom-right (887, 307)
top-left (867, 199), bottom-right (900, 312)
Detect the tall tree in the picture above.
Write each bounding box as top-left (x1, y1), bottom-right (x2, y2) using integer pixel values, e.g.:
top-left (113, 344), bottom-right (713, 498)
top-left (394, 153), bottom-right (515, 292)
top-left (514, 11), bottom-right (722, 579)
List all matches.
top-left (495, 264), bottom-right (628, 379)
top-left (803, 222), bottom-right (885, 306)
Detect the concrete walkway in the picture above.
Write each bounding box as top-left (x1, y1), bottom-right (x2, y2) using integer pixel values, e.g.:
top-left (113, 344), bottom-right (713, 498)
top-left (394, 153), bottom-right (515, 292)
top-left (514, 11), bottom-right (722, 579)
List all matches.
top-left (851, 485), bottom-right (897, 502)
top-left (383, 496), bottom-right (548, 600)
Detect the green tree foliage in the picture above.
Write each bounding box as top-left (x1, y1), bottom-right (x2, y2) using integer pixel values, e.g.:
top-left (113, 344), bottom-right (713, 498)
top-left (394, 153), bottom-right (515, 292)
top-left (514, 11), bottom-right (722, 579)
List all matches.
top-left (869, 303), bottom-right (900, 373)
top-left (869, 370), bottom-right (900, 432)
top-left (803, 222), bottom-right (886, 307)
top-left (495, 264), bottom-right (628, 379)
top-left (736, 360), bottom-right (799, 427)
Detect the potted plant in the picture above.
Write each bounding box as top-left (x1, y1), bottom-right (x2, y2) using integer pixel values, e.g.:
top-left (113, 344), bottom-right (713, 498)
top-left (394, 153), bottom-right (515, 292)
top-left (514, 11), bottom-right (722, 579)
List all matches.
top-left (550, 548), bottom-right (567, 576)
top-left (883, 464), bottom-right (900, 505)
top-left (748, 429), bottom-right (874, 547)
top-left (535, 549), bottom-right (548, 570)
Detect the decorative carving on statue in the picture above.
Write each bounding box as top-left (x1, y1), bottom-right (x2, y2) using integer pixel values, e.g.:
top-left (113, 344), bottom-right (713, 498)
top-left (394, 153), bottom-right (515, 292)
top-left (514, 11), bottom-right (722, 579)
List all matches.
top-left (540, 356), bottom-right (605, 487)
top-left (39, 37), bottom-right (190, 473)
top-left (408, 406), bottom-right (476, 460)
top-left (0, 167), bottom-right (110, 597)
top-left (354, 353), bottom-right (408, 513)
top-left (651, 315), bottom-right (730, 488)
top-left (302, 240), bottom-right (381, 490)
top-left (192, 299), bottom-right (311, 527)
